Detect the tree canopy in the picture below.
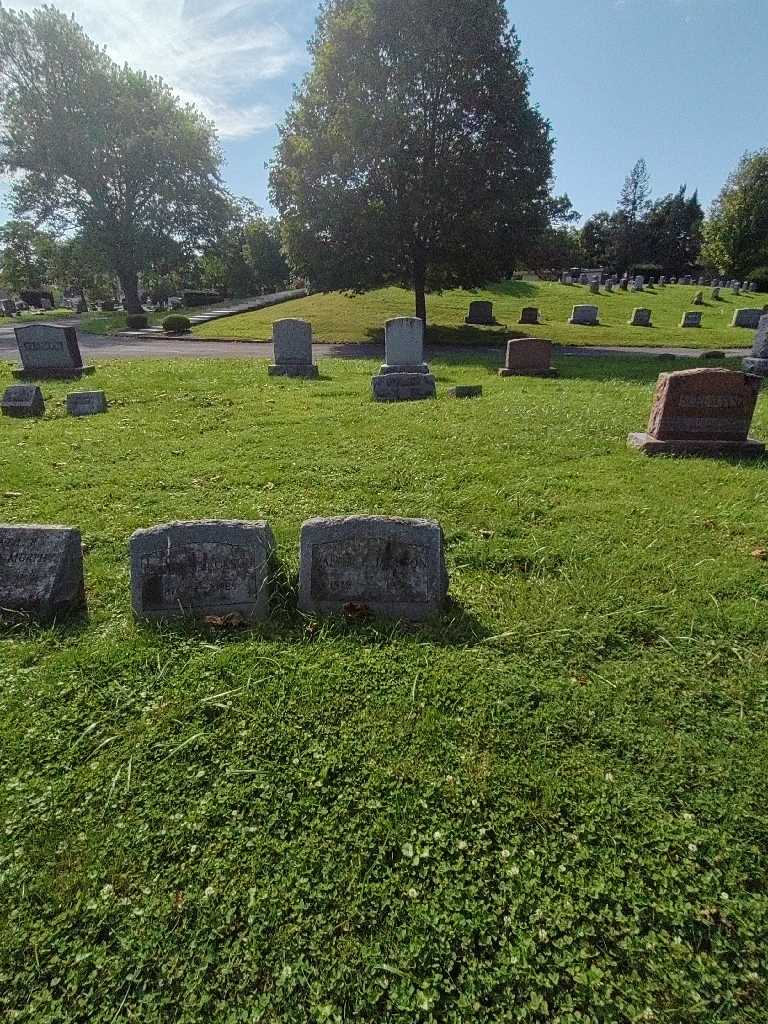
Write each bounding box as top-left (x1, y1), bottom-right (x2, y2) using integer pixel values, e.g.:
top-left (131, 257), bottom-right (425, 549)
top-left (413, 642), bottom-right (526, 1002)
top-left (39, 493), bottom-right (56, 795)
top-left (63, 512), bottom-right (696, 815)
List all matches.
top-left (270, 0), bottom-right (555, 323)
top-left (701, 149), bottom-right (768, 278)
top-left (0, 4), bottom-right (229, 311)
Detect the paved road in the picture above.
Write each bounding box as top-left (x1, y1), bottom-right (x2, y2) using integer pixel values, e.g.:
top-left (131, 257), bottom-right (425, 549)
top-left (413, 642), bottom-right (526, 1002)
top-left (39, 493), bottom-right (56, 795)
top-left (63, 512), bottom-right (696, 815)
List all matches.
top-left (0, 324), bottom-right (751, 364)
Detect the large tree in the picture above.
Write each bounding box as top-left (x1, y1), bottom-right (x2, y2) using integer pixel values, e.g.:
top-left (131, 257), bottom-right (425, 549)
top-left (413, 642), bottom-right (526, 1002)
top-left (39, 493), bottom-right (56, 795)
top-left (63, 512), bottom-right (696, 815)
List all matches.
top-left (270, 0), bottom-right (554, 324)
top-left (0, 219), bottom-right (56, 291)
top-left (197, 199), bottom-right (290, 297)
top-left (0, 5), bottom-right (229, 312)
top-left (701, 150), bottom-right (768, 278)
top-left (644, 186), bottom-right (703, 274)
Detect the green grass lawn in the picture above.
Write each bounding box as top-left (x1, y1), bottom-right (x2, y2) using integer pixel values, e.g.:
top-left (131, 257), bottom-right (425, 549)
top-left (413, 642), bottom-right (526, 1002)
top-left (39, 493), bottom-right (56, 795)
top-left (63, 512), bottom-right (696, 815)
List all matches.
top-left (1, 308), bottom-right (75, 324)
top-left (2, 353), bottom-right (768, 1022)
top-left (193, 280), bottom-right (768, 350)
top-left (81, 306), bottom-right (206, 336)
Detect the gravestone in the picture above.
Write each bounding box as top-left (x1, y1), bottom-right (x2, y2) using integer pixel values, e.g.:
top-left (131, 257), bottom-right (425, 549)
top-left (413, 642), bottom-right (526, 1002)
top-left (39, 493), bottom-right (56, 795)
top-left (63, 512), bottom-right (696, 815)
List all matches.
top-left (13, 323), bottom-right (94, 380)
top-left (659, 275), bottom-right (667, 286)
top-left (680, 312), bottom-right (702, 328)
top-left (589, 281), bottom-right (599, 294)
top-left (634, 276), bottom-right (645, 291)
top-left (1, 299), bottom-right (15, 316)
top-left (619, 279), bottom-right (628, 291)
top-left (698, 277), bottom-right (706, 286)
top-left (628, 368), bottom-right (764, 456)
top-left (711, 287), bottom-right (721, 301)
top-left (380, 317), bottom-right (428, 374)
top-left (629, 308), bottom-right (652, 327)
top-left (130, 520), bottom-right (275, 621)
top-left (569, 304), bottom-right (599, 325)
top-left (561, 273), bottom-right (572, 285)
top-left (499, 338), bottom-right (557, 378)
top-left (298, 515), bottom-right (448, 620)
top-left (268, 319), bottom-right (318, 378)
top-left (66, 391), bottom-right (107, 416)
top-left (372, 372), bottom-right (436, 401)
top-left (731, 308), bottom-right (762, 330)
top-left (465, 300), bottom-right (496, 326)
top-left (749, 281), bottom-right (759, 292)
top-left (579, 274), bottom-right (589, 285)
top-left (447, 385), bottom-right (482, 398)
top-left (742, 313), bottom-right (768, 376)
top-left (1, 384), bottom-right (44, 418)
top-left (0, 524), bottom-right (85, 620)
top-left (518, 306), bottom-right (540, 325)
top-left (605, 280), bottom-right (613, 293)
top-left (732, 285), bottom-right (741, 295)
top-left (692, 290), bottom-right (704, 305)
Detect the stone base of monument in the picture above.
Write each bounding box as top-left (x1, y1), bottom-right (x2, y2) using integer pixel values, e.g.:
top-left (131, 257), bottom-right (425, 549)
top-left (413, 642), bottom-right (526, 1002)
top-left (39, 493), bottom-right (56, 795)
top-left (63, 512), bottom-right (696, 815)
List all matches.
top-left (378, 362), bottom-right (430, 375)
top-left (267, 362), bottom-right (319, 378)
top-left (742, 358), bottom-right (768, 377)
top-left (627, 432), bottom-right (766, 457)
top-left (464, 315), bottom-right (497, 326)
top-left (12, 365), bottom-right (95, 380)
top-left (498, 367), bottom-right (558, 378)
top-left (447, 385), bottom-right (482, 398)
top-left (371, 372), bottom-right (436, 401)
top-left (568, 318), bottom-right (600, 326)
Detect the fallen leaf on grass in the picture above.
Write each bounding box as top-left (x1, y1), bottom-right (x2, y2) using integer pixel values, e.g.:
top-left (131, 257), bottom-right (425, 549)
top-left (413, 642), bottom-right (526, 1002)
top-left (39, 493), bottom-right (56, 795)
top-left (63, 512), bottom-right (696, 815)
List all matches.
top-left (751, 548), bottom-right (768, 561)
top-left (204, 612), bottom-right (246, 628)
top-left (343, 601), bottom-right (370, 621)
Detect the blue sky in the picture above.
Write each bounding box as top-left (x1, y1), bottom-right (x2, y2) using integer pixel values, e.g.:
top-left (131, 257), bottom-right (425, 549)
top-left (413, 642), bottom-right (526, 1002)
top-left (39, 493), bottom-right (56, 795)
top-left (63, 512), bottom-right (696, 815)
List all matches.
top-left (1, 0), bottom-right (767, 224)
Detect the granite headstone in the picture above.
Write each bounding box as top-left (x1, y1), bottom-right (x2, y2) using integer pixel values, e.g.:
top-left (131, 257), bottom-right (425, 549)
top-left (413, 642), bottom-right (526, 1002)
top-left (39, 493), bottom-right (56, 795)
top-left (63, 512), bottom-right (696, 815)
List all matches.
top-left (1, 385), bottom-right (44, 418)
top-left (13, 323), bottom-right (94, 380)
top-left (0, 524), bottom-right (85, 619)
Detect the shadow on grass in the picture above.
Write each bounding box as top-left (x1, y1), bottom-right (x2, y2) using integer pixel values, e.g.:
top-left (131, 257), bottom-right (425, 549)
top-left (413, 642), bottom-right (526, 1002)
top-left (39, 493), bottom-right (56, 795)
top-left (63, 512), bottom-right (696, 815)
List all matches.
top-left (0, 606), bottom-right (91, 640)
top-left (553, 355), bottom-right (742, 385)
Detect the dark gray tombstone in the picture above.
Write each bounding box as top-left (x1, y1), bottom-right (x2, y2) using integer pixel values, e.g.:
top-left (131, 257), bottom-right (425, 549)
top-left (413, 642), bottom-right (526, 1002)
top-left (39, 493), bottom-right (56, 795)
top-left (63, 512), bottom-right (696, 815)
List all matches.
top-left (628, 368), bottom-right (764, 457)
top-left (298, 515), bottom-right (448, 620)
top-left (680, 312), bottom-right (702, 328)
top-left (629, 308), bottom-right (652, 327)
top-left (518, 306), bottom-right (540, 325)
top-left (568, 304), bottom-right (599, 325)
top-left (1, 385), bottom-right (44, 418)
top-left (66, 391), bottom-right (107, 416)
top-left (0, 524), bottom-right (85, 620)
top-left (13, 323), bottom-right (94, 380)
top-left (464, 300), bottom-right (496, 325)
top-left (129, 520), bottom-right (275, 621)
top-left (731, 309), bottom-right (762, 330)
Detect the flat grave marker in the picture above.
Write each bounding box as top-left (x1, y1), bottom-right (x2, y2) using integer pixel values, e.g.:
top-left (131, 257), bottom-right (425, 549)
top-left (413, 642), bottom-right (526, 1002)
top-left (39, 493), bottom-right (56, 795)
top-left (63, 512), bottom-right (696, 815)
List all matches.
top-left (66, 391), bottom-right (107, 416)
top-left (1, 384), bottom-right (44, 418)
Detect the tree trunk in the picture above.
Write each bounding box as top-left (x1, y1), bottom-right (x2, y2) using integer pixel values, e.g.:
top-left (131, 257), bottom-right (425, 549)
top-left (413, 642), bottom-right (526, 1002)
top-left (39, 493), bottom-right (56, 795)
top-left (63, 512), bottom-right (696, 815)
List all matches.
top-left (118, 267), bottom-right (142, 314)
top-left (413, 256), bottom-right (427, 330)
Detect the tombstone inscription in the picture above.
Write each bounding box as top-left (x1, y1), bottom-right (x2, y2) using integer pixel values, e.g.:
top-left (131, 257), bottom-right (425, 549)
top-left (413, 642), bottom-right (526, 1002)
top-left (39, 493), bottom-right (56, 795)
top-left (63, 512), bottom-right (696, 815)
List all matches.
top-left (568, 304), bottom-right (599, 325)
top-left (66, 391), bottom-right (107, 416)
top-left (628, 368), bottom-right (764, 456)
top-left (129, 520), bottom-right (275, 621)
top-left (0, 524), bottom-right (85, 619)
top-left (298, 515), bottom-right (448, 620)
top-left (13, 323), bottom-right (94, 380)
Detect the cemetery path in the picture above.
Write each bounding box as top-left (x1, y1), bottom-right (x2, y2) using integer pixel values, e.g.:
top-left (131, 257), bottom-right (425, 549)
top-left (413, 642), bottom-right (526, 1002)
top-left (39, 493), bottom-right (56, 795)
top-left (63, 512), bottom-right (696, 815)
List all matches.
top-left (0, 327), bottom-right (752, 363)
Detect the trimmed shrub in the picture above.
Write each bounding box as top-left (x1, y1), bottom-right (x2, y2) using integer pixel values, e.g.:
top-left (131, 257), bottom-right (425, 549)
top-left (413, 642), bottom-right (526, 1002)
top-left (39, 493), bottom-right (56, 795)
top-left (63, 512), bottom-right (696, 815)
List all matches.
top-left (162, 314), bottom-right (192, 334)
top-left (747, 267), bottom-right (768, 293)
top-left (126, 314), bottom-right (149, 330)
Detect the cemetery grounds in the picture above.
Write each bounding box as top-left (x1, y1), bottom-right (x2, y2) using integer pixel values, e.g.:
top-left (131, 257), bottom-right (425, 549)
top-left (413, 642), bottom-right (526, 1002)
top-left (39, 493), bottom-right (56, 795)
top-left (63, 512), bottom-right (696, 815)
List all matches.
top-left (1, 351), bottom-right (767, 1022)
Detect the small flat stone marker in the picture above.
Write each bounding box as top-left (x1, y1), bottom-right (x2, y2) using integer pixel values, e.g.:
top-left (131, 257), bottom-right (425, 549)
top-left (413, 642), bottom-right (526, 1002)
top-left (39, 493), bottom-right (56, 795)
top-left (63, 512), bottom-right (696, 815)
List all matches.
top-left (629, 308), bottom-right (652, 327)
top-left (628, 368), bottom-right (764, 457)
top-left (0, 524), bottom-right (85, 620)
top-left (1, 385), bottom-right (44, 418)
top-left (13, 323), bottom-right (94, 380)
top-left (742, 313), bottom-right (768, 377)
top-left (465, 300), bottom-right (496, 325)
top-left (499, 338), bottom-right (557, 378)
top-left (66, 391), bottom-right (107, 416)
top-left (447, 385), bottom-right (482, 398)
top-left (298, 515), bottom-right (448, 620)
top-left (569, 304), bottom-right (599, 326)
top-left (731, 308), bottom-right (762, 330)
top-left (268, 319), bottom-right (318, 378)
top-left (680, 312), bottom-right (702, 328)
top-left (130, 520), bottom-right (275, 621)
top-left (518, 306), bottom-right (540, 325)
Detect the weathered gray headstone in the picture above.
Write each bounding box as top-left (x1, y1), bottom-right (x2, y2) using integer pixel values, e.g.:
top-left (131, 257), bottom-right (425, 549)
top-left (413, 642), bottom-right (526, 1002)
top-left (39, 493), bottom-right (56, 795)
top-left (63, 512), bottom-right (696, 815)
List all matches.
top-left (749, 281), bottom-right (759, 292)
top-left (447, 385), bottom-right (482, 398)
top-left (711, 287), bottom-right (721, 301)
top-left (628, 368), bottom-right (764, 457)
top-left (499, 338), bottom-right (557, 378)
top-left (13, 323), bottom-right (94, 380)
top-left (605, 280), bottom-right (613, 293)
top-left (380, 317), bottom-right (428, 374)
top-left (589, 281), bottom-right (599, 294)
top-left (569, 304), bottom-right (599, 326)
top-left (0, 524), bottom-right (85, 620)
top-left (692, 290), bottom-right (704, 306)
top-left (659, 275), bottom-right (667, 286)
top-left (579, 274), bottom-right (589, 285)
top-left (629, 308), bottom-right (652, 327)
top-left (680, 312), bottom-right (702, 328)
top-left (518, 306), bottom-right (540, 325)
top-left (742, 313), bottom-right (768, 376)
top-left (66, 391), bottom-right (107, 416)
top-left (464, 300), bottom-right (496, 325)
top-left (298, 515), bottom-right (448, 620)
top-left (634, 276), bottom-right (645, 291)
top-left (1, 384), bottom-right (44, 418)
top-left (130, 520), bottom-right (275, 621)
top-left (268, 319), bottom-right (318, 378)
top-left (731, 308), bottom-right (762, 330)
top-left (619, 279), bottom-right (628, 291)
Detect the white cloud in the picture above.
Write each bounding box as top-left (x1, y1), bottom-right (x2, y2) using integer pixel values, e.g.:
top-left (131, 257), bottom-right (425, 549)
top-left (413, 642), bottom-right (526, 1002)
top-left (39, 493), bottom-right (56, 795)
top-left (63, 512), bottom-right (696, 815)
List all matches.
top-left (10, 0), bottom-right (306, 139)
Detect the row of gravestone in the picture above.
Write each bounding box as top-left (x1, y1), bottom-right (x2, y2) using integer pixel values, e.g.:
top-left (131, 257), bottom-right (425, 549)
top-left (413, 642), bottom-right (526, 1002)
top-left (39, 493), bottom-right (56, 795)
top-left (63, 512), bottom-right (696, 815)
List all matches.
top-left (0, 517), bottom-right (448, 623)
top-left (561, 273), bottom-right (758, 292)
